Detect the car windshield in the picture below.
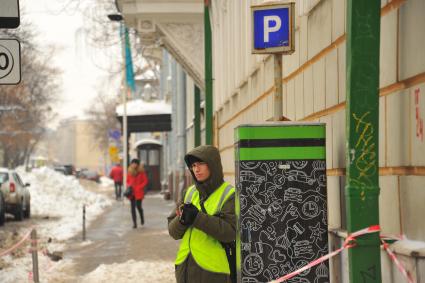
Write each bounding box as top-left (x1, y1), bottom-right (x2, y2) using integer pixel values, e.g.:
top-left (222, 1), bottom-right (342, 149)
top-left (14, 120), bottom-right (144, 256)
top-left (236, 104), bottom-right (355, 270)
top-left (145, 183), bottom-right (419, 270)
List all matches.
top-left (0, 172), bottom-right (8, 184)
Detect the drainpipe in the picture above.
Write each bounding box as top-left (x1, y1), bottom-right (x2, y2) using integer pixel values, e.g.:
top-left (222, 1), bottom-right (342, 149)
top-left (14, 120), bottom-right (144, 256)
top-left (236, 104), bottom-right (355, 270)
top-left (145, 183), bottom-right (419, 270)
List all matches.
top-left (160, 49), bottom-right (169, 189)
top-left (171, 58), bottom-right (179, 195)
top-left (177, 65), bottom-right (187, 182)
top-left (160, 49), bottom-right (168, 101)
top-left (204, 0), bottom-right (213, 145)
top-left (194, 86), bottom-right (201, 147)
top-left (345, 0), bottom-right (381, 282)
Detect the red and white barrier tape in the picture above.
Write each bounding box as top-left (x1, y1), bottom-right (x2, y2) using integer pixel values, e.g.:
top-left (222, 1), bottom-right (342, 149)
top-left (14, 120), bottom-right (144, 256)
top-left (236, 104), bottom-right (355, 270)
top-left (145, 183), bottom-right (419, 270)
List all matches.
top-left (269, 225), bottom-right (381, 283)
top-left (270, 225), bottom-right (415, 283)
top-left (0, 226), bottom-right (58, 282)
top-left (28, 248), bottom-right (56, 282)
top-left (380, 232), bottom-right (414, 282)
top-left (28, 271), bottom-right (33, 282)
top-left (0, 228), bottom-right (33, 257)
top-left (381, 240), bottom-right (414, 283)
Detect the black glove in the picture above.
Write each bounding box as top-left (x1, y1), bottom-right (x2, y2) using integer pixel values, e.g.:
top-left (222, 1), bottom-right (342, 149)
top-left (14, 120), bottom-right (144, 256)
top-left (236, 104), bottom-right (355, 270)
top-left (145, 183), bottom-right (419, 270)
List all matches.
top-left (179, 203), bottom-right (199, 226)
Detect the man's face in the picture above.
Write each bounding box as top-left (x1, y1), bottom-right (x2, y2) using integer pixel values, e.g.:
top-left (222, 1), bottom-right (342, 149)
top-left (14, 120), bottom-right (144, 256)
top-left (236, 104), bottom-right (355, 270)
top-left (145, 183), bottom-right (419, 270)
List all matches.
top-left (130, 162), bottom-right (138, 170)
top-left (190, 161), bottom-right (210, 182)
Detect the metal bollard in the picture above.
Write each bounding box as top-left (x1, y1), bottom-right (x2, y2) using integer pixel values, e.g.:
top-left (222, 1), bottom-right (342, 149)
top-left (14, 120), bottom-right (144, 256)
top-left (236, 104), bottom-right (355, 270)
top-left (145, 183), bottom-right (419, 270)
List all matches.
top-left (30, 229), bottom-right (40, 283)
top-left (82, 204), bottom-right (86, 241)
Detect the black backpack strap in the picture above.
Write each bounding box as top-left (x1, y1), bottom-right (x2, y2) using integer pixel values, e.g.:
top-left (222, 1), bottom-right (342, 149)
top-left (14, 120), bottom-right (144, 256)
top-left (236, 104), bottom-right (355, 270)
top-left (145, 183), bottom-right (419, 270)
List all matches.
top-left (199, 201), bottom-right (207, 213)
top-left (200, 193), bottom-right (236, 283)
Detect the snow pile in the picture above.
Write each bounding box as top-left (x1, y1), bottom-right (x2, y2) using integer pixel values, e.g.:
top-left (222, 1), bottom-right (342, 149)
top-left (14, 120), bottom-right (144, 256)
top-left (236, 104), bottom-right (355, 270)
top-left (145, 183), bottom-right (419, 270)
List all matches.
top-left (100, 176), bottom-right (114, 187)
top-left (80, 259), bottom-right (175, 283)
top-left (0, 254), bottom-right (75, 283)
top-left (19, 167), bottom-right (112, 241)
top-left (391, 238), bottom-right (425, 256)
top-left (116, 99), bottom-right (171, 116)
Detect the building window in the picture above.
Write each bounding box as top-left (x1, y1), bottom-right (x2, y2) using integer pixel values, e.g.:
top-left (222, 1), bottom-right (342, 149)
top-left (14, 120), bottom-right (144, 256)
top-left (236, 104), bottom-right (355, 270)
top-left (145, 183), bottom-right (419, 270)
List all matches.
top-left (148, 150), bottom-right (160, 166)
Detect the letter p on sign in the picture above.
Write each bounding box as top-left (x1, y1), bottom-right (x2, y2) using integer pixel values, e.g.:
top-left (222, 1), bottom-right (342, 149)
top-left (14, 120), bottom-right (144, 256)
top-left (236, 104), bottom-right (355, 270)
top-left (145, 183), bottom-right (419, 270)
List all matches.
top-left (264, 16), bottom-right (281, 43)
top-left (252, 3), bottom-right (295, 54)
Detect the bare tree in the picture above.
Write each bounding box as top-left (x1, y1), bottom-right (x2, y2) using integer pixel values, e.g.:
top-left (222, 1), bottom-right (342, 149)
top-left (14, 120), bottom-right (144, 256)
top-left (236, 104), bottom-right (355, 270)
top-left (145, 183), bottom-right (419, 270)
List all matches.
top-left (85, 91), bottom-right (121, 152)
top-left (0, 20), bottom-right (60, 167)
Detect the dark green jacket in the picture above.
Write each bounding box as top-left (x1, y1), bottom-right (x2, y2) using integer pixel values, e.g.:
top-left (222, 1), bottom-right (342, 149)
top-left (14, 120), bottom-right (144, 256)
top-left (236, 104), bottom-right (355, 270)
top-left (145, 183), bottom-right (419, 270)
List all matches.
top-left (167, 145), bottom-right (236, 283)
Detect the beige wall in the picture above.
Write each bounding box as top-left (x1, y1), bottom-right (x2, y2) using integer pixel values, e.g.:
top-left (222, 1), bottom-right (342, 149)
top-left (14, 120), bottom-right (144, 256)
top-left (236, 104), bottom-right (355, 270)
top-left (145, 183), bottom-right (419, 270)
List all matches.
top-left (55, 119), bottom-right (76, 165)
top-left (74, 120), bottom-right (106, 173)
top-left (54, 119), bottom-right (107, 173)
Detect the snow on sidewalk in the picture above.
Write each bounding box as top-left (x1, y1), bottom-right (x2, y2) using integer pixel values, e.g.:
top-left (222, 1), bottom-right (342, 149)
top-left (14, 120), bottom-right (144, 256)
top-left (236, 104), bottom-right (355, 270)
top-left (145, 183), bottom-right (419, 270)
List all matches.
top-left (79, 259), bottom-right (175, 283)
top-left (20, 167), bottom-right (112, 241)
top-left (0, 167), bottom-right (112, 282)
top-left (1, 167), bottom-right (178, 282)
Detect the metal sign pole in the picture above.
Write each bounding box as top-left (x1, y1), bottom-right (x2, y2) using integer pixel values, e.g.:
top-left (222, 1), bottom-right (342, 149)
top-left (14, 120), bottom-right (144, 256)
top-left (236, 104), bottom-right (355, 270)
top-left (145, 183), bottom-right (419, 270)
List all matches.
top-left (120, 23), bottom-right (128, 191)
top-left (273, 54), bottom-right (283, 121)
top-left (123, 86), bottom-right (128, 189)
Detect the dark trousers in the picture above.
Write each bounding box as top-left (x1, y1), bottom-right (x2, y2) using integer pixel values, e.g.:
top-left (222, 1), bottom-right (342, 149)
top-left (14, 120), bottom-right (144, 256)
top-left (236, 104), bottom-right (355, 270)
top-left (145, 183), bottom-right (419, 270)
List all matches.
top-left (130, 199), bottom-right (144, 226)
top-left (114, 182), bottom-right (122, 199)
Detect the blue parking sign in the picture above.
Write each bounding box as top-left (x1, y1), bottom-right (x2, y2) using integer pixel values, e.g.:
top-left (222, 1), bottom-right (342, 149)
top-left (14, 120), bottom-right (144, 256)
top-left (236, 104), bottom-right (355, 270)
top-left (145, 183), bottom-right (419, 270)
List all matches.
top-left (252, 3), bottom-right (295, 54)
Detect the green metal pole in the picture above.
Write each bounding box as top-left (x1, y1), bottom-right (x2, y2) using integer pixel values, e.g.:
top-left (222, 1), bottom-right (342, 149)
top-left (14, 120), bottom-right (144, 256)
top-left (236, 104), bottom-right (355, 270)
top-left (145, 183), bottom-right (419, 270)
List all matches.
top-left (204, 0), bottom-right (213, 145)
top-left (346, 0), bottom-right (381, 282)
top-left (194, 85), bottom-right (201, 147)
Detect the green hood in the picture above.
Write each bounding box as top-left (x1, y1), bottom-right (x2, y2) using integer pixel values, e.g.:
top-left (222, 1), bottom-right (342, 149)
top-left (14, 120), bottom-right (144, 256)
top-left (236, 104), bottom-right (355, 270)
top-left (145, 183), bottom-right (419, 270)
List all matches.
top-left (184, 145), bottom-right (224, 200)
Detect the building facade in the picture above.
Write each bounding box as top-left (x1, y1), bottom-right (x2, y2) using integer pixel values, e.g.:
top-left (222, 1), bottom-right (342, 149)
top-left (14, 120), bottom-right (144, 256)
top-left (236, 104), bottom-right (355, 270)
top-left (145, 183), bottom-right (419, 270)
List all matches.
top-left (54, 118), bottom-right (108, 174)
top-left (118, 0), bottom-right (425, 281)
top-left (209, 0), bottom-right (425, 281)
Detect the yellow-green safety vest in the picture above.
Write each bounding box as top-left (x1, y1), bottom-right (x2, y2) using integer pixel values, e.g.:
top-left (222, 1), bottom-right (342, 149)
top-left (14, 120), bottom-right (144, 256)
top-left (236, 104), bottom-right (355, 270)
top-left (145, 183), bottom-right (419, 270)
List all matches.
top-left (175, 182), bottom-right (235, 274)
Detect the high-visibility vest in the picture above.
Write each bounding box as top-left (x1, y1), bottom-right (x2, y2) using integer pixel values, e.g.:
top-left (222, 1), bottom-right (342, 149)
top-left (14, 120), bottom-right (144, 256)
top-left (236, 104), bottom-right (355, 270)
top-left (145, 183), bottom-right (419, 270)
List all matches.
top-left (175, 182), bottom-right (235, 274)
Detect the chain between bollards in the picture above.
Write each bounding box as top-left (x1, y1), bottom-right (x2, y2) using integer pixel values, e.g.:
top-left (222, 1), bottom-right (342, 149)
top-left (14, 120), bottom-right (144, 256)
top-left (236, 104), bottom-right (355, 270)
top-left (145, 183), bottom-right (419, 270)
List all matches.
top-left (30, 229), bottom-right (39, 283)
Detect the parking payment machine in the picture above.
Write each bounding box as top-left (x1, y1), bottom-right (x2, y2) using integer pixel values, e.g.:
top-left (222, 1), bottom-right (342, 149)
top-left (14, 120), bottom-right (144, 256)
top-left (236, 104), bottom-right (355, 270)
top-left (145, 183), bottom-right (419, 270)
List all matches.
top-left (235, 123), bottom-right (329, 283)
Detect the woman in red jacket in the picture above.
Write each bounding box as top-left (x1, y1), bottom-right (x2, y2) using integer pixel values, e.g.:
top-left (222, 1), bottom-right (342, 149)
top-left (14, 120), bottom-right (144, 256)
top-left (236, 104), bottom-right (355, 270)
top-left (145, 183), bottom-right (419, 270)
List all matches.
top-left (127, 158), bottom-right (148, 228)
top-left (109, 163), bottom-right (123, 200)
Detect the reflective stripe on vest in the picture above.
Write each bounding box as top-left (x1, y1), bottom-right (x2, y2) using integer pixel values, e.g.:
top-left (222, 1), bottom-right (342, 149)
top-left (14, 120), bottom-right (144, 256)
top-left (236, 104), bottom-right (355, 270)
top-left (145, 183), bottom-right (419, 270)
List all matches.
top-left (175, 182), bottom-right (235, 274)
top-left (184, 185), bottom-right (196, 204)
top-left (185, 184), bottom-right (233, 213)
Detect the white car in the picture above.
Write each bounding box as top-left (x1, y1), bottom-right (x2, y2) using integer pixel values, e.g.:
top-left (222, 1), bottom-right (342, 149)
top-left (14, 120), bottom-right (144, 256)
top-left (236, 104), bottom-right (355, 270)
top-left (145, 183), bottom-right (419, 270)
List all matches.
top-left (0, 168), bottom-right (31, 223)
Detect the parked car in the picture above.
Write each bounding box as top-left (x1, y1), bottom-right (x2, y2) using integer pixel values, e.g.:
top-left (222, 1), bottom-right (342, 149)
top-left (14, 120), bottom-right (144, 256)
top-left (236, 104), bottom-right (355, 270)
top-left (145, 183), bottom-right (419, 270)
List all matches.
top-left (53, 166), bottom-right (67, 175)
top-left (63, 164), bottom-right (76, 176)
top-left (78, 169), bottom-right (100, 183)
top-left (0, 168), bottom-right (31, 222)
top-left (53, 164), bottom-right (75, 176)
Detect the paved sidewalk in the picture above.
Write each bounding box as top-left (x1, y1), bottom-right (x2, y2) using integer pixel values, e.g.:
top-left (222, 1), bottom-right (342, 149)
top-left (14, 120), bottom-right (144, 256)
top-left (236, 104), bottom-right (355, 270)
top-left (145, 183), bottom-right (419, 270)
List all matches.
top-left (65, 192), bottom-right (178, 278)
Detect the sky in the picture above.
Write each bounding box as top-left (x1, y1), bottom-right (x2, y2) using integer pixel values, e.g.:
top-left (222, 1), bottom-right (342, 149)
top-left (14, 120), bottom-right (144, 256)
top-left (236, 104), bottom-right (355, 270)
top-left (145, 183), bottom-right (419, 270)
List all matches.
top-left (21, 0), bottom-right (121, 124)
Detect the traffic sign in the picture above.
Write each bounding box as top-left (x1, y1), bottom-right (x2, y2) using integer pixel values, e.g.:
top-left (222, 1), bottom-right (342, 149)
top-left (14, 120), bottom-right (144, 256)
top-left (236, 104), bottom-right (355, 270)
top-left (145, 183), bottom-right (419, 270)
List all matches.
top-left (108, 129), bottom-right (121, 141)
top-left (251, 2), bottom-right (295, 54)
top-left (0, 0), bottom-right (20, 29)
top-left (109, 145), bottom-right (120, 163)
top-left (0, 39), bottom-right (21, 85)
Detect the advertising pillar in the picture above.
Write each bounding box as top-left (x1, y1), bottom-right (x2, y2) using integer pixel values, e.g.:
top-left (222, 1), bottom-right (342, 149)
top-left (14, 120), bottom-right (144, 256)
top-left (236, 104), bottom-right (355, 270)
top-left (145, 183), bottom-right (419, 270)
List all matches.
top-left (235, 123), bottom-right (328, 283)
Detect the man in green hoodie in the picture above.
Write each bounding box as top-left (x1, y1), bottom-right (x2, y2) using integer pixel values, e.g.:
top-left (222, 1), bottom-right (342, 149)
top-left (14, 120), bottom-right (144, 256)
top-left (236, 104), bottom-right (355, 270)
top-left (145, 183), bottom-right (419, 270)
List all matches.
top-left (167, 145), bottom-right (236, 283)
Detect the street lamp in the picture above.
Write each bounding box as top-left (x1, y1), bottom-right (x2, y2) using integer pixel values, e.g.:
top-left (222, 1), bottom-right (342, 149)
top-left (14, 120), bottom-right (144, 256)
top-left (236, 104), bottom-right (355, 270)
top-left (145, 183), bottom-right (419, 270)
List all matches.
top-left (108, 13), bottom-right (128, 196)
